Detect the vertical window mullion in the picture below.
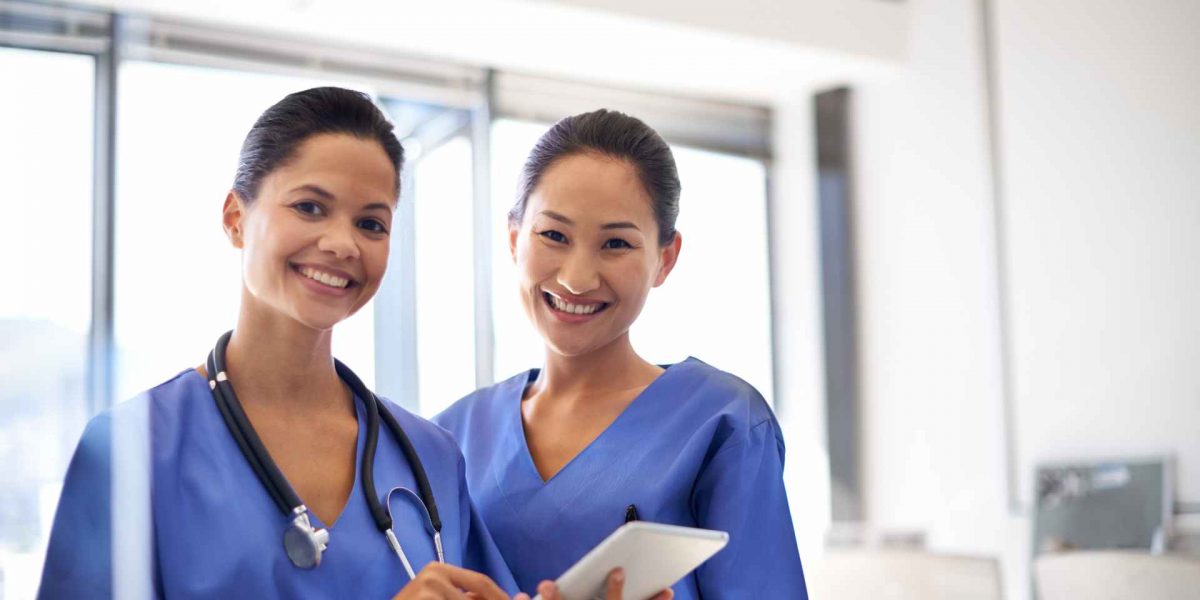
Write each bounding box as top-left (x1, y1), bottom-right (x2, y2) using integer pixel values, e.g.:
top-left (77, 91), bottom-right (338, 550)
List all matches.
top-left (471, 70), bottom-right (496, 389)
top-left (375, 162), bottom-right (420, 412)
top-left (88, 15), bottom-right (119, 415)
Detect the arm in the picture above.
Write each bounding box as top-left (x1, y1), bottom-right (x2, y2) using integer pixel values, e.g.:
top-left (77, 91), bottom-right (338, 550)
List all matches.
top-left (690, 418), bottom-right (808, 598)
top-left (38, 414), bottom-right (115, 599)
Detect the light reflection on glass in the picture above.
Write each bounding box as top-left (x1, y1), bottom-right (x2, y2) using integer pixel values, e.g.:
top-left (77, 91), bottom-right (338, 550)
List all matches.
top-left (0, 46), bottom-right (95, 600)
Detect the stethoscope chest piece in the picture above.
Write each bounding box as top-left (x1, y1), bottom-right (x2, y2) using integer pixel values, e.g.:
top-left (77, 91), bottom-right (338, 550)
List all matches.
top-left (283, 510), bottom-right (329, 569)
top-left (207, 330), bottom-right (441, 573)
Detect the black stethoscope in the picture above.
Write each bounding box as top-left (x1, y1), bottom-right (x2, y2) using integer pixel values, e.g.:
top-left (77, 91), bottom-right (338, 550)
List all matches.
top-left (206, 330), bottom-right (444, 577)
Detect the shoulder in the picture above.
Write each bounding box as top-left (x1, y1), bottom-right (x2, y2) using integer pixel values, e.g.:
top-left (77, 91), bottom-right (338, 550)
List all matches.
top-left (76, 368), bottom-right (202, 447)
top-left (431, 369), bottom-right (532, 435)
top-left (664, 358), bottom-right (784, 455)
top-left (671, 358), bottom-right (775, 428)
top-left (377, 395), bottom-right (464, 466)
top-left (138, 368), bottom-right (210, 414)
top-left (62, 370), bottom-right (193, 495)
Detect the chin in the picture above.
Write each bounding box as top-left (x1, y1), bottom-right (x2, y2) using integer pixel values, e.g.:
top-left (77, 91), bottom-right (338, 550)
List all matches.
top-left (291, 307), bottom-right (353, 332)
top-left (540, 331), bottom-right (616, 359)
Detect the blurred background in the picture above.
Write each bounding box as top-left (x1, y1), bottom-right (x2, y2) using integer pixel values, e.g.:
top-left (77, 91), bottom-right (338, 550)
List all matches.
top-left (1, 0), bottom-right (1197, 598)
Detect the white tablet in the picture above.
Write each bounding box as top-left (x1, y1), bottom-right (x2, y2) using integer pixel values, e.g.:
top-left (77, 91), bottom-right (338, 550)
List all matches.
top-left (532, 522), bottom-right (728, 600)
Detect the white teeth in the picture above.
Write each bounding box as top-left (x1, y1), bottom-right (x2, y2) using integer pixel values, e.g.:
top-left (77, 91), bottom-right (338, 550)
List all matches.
top-left (547, 293), bottom-right (603, 315)
top-left (301, 267), bottom-right (350, 289)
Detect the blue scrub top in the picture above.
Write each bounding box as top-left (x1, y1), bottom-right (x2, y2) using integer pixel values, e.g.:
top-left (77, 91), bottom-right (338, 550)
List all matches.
top-left (434, 357), bottom-right (808, 598)
top-left (39, 369), bottom-right (515, 598)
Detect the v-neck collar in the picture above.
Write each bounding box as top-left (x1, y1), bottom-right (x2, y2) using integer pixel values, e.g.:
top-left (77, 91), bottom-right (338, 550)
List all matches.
top-left (506, 358), bottom-right (695, 486)
top-left (308, 395), bottom-right (368, 531)
top-left (184, 368), bottom-right (368, 532)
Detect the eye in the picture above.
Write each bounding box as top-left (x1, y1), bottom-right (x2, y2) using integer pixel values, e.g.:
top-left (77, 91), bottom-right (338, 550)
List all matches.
top-left (358, 218), bottom-right (389, 235)
top-left (603, 238), bottom-right (633, 250)
top-left (538, 230), bottom-right (567, 244)
top-left (292, 201), bottom-right (324, 216)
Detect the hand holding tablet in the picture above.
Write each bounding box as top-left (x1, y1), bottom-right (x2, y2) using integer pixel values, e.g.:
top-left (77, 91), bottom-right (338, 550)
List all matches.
top-left (523, 522), bottom-right (729, 600)
top-left (521, 568), bottom-right (673, 600)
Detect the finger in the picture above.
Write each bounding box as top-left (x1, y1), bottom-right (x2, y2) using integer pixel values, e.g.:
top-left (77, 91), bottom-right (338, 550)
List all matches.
top-left (605, 568), bottom-right (625, 600)
top-left (651, 589), bottom-right (675, 600)
top-left (537, 580), bottom-right (560, 600)
top-left (424, 573), bottom-right (469, 600)
top-left (436, 564), bottom-right (509, 600)
top-left (513, 594), bottom-right (531, 600)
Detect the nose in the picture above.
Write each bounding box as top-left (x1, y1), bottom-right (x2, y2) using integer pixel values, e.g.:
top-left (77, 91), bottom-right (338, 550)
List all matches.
top-left (317, 220), bottom-right (360, 261)
top-left (556, 248), bottom-right (601, 295)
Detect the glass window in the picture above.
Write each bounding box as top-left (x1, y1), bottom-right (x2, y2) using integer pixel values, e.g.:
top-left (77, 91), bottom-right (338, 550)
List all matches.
top-left (412, 136), bottom-right (477, 417)
top-left (634, 145), bottom-right (774, 401)
top-left (490, 120), bottom-right (551, 380)
top-left (113, 62), bottom-right (377, 401)
top-left (489, 119), bottom-right (775, 401)
top-left (0, 47), bottom-right (95, 600)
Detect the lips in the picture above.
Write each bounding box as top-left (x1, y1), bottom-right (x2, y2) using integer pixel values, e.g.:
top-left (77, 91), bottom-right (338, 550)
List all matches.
top-left (292, 263), bottom-right (359, 290)
top-left (542, 290), bottom-right (609, 316)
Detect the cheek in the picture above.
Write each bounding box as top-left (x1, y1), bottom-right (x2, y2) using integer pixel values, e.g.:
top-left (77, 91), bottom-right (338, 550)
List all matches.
top-left (610, 259), bottom-right (655, 302)
top-left (517, 241), bottom-right (556, 283)
top-left (367, 242), bottom-right (389, 277)
top-left (242, 229), bottom-right (277, 276)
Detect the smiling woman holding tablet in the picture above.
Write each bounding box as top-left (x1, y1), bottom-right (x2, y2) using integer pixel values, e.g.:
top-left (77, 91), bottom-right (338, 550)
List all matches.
top-left (435, 110), bottom-right (808, 598)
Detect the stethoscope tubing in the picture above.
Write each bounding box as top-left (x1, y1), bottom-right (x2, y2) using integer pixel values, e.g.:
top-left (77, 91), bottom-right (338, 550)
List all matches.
top-left (206, 330), bottom-right (443, 574)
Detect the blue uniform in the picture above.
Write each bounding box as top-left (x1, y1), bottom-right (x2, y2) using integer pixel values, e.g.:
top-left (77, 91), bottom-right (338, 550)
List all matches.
top-left (434, 358), bottom-right (808, 598)
top-left (39, 369), bottom-right (515, 598)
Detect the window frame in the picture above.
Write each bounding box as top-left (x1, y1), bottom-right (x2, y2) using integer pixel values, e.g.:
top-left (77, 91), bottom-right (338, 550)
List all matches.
top-left (0, 0), bottom-right (778, 417)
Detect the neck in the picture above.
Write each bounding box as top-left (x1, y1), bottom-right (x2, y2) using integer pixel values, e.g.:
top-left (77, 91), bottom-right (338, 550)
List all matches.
top-left (221, 291), bottom-right (348, 413)
top-left (532, 332), bottom-right (661, 401)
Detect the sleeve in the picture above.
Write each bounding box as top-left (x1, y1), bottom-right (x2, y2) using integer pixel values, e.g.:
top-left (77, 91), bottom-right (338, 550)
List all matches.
top-left (38, 414), bottom-right (115, 599)
top-left (456, 452), bottom-right (519, 595)
top-left (690, 417), bottom-right (809, 599)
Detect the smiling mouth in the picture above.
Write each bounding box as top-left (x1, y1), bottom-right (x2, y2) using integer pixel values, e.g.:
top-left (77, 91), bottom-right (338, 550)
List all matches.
top-left (543, 291), bottom-right (609, 316)
top-left (294, 264), bottom-right (356, 289)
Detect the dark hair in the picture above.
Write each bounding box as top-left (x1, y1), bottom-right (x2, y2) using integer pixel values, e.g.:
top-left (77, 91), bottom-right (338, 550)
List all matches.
top-left (510, 109), bottom-right (680, 246)
top-left (233, 87), bottom-right (404, 202)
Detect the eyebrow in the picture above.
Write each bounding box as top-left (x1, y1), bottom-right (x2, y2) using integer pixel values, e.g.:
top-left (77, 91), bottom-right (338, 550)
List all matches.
top-left (292, 184), bottom-right (393, 214)
top-left (539, 210), bottom-right (641, 232)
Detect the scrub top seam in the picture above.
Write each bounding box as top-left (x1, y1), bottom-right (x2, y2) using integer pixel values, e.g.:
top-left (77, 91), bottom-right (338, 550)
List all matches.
top-left (709, 416), bottom-right (774, 460)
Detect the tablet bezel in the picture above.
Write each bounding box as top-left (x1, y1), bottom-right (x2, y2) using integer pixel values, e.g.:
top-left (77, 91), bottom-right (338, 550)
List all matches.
top-left (532, 522), bottom-right (729, 600)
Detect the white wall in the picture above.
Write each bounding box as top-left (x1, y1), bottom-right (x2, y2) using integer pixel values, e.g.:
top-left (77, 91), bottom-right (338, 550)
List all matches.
top-left (994, 0), bottom-right (1200, 505)
top-left (850, 0), bottom-right (1200, 598)
top-left (848, 0), bottom-right (1022, 590)
top-left (771, 94), bottom-right (834, 563)
top-left (851, 0), bottom-right (1013, 569)
top-left (541, 0), bottom-right (909, 62)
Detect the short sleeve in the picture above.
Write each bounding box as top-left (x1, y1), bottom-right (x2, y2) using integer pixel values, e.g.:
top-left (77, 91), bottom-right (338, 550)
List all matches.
top-left (39, 414), bottom-right (115, 599)
top-left (690, 417), bottom-right (808, 598)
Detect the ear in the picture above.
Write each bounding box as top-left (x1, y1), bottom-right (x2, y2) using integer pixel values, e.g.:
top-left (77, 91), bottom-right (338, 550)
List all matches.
top-left (508, 222), bottom-right (520, 264)
top-left (222, 191), bottom-right (247, 249)
top-left (652, 230), bottom-right (682, 287)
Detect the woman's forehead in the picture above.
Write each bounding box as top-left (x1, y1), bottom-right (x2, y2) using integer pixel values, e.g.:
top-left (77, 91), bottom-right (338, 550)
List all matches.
top-left (267, 134), bottom-right (398, 204)
top-left (532, 154), bottom-right (653, 224)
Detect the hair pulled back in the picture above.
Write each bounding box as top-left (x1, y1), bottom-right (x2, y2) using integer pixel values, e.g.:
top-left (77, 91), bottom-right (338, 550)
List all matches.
top-left (233, 87), bottom-right (404, 202)
top-left (510, 109), bottom-right (680, 246)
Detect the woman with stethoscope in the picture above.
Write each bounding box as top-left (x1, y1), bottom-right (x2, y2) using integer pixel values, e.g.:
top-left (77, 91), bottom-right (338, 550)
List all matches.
top-left (38, 87), bottom-right (518, 599)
